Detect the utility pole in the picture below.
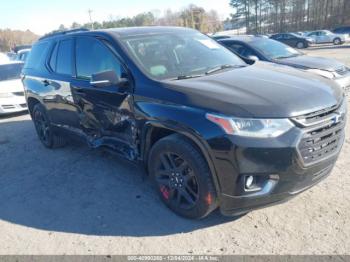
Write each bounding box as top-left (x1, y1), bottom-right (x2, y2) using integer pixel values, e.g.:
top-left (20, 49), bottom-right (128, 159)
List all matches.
top-left (88, 9), bottom-right (94, 29)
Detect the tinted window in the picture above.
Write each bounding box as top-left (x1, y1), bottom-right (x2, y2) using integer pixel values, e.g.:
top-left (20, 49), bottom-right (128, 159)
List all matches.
top-left (226, 43), bottom-right (245, 54)
top-left (25, 41), bottom-right (50, 70)
top-left (0, 63), bottom-right (23, 81)
top-left (226, 43), bottom-right (255, 58)
top-left (56, 39), bottom-right (73, 75)
top-left (252, 38), bottom-right (301, 59)
top-left (75, 37), bottom-right (122, 79)
top-left (49, 42), bottom-right (58, 71)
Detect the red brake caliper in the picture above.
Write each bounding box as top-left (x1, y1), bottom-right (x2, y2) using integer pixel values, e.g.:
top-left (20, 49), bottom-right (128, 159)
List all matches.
top-left (160, 186), bottom-right (170, 200)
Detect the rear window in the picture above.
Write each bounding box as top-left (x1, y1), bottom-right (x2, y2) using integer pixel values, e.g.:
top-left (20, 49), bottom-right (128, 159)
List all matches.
top-left (24, 41), bottom-right (50, 70)
top-left (0, 63), bottom-right (23, 81)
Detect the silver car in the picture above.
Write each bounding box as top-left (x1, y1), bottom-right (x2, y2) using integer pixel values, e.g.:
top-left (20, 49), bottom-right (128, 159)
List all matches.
top-left (306, 30), bottom-right (346, 45)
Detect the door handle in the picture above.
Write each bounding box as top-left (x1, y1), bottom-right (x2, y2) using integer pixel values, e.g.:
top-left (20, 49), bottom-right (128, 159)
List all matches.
top-left (42, 79), bottom-right (50, 86)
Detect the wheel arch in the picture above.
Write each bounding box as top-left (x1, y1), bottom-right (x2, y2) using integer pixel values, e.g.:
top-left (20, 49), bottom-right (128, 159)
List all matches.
top-left (27, 96), bottom-right (41, 117)
top-left (140, 121), bottom-right (222, 196)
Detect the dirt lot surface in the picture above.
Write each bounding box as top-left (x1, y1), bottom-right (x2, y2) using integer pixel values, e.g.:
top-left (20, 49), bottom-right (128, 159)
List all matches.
top-left (0, 44), bottom-right (349, 255)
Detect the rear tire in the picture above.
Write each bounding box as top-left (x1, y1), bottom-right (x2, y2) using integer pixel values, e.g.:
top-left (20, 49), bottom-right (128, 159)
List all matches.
top-left (32, 103), bottom-right (66, 149)
top-left (148, 134), bottom-right (217, 219)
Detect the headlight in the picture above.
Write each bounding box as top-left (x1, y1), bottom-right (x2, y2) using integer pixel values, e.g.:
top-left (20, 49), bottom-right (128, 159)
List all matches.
top-left (206, 114), bottom-right (294, 138)
top-left (306, 69), bottom-right (335, 79)
top-left (338, 100), bottom-right (348, 116)
top-left (0, 93), bottom-right (13, 98)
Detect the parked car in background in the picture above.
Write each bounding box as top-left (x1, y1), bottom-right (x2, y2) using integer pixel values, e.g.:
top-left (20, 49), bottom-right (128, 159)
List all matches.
top-left (333, 26), bottom-right (350, 42)
top-left (0, 61), bottom-right (27, 114)
top-left (6, 52), bottom-right (17, 61)
top-left (270, 33), bottom-right (315, 48)
top-left (0, 53), bottom-right (10, 64)
top-left (22, 27), bottom-right (346, 219)
top-left (12, 45), bottom-right (32, 53)
top-left (306, 30), bottom-right (345, 45)
top-left (16, 48), bottom-right (31, 62)
top-left (218, 36), bottom-right (350, 93)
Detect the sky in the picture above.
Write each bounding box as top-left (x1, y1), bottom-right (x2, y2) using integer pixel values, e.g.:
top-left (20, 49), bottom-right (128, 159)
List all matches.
top-left (1, 0), bottom-right (232, 35)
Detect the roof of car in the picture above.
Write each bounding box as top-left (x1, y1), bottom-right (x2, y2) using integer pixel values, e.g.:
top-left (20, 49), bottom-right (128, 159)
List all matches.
top-left (17, 48), bottom-right (31, 54)
top-left (39, 26), bottom-right (198, 41)
top-left (218, 35), bottom-right (265, 43)
top-left (99, 26), bottom-right (197, 37)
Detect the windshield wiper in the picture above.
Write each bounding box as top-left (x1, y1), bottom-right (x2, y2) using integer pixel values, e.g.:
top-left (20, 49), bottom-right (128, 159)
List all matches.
top-left (205, 64), bottom-right (245, 75)
top-left (174, 74), bottom-right (203, 80)
top-left (275, 54), bottom-right (301, 59)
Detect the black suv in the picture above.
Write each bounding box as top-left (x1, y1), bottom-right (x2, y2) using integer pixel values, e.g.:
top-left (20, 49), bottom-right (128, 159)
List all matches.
top-left (22, 27), bottom-right (347, 219)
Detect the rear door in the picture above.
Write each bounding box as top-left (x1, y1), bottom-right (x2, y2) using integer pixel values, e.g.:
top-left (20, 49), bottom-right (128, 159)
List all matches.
top-left (44, 38), bottom-right (81, 128)
top-left (318, 31), bottom-right (329, 43)
top-left (71, 36), bottom-right (135, 154)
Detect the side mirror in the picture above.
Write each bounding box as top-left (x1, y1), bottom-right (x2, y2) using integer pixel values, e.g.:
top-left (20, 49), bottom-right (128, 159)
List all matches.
top-left (247, 55), bottom-right (259, 61)
top-left (90, 70), bottom-right (128, 88)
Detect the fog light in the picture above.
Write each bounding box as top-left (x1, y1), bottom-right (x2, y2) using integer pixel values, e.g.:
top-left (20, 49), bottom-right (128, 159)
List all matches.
top-left (245, 175), bottom-right (254, 189)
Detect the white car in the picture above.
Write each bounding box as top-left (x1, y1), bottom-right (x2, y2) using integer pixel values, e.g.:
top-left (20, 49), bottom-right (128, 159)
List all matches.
top-left (0, 53), bottom-right (10, 64)
top-left (306, 30), bottom-right (346, 45)
top-left (16, 48), bottom-right (31, 62)
top-left (0, 62), bottom-right (28, 114)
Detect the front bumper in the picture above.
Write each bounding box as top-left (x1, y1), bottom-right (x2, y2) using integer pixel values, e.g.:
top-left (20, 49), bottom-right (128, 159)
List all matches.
top-left (0, 96), bottom-right (28, 114)
top-left (207, 121), bottom-right (345, 216)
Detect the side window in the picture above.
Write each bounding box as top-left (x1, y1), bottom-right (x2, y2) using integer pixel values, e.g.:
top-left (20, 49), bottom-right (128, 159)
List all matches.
top-left (241, 47), bottom-right (256, 58)
top-left (227, 43), bottom-right (245, 55)
top-left (56, 39), bottom-right (73, 75)
top-left (24, 41), bottom-right (50, 70)
top-left (49, 42), bottom-right (58, 71)
top-left (75, 37), bottom-right (123, 80)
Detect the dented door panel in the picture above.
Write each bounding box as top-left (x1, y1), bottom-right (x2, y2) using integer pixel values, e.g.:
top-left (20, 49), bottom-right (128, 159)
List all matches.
top-left (70, 79), bottom-right (137, 158)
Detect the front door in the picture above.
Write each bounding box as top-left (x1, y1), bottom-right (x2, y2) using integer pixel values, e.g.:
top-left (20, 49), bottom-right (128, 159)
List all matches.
top-left (71, 36), bottom-right (136, 158)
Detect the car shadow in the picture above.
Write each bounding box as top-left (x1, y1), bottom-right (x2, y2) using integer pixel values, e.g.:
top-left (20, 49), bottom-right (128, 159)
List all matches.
top-left (0, 118), bottom-right (241, 237)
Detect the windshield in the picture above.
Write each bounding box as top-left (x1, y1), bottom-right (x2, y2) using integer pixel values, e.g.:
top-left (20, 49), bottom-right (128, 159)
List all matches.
top-left (252, 39), bottom-right (302, 59)
top-left (120, 31), bottom-right (246, 80)
top-left (0, 63), bottom-right (23, 81)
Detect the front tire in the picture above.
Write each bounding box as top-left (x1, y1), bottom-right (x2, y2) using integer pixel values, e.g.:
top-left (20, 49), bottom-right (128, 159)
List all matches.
top-left (296, 41), bottom-right (305, 49)
top-left (32, 103), bottom-right (66, 148)
top-left (148, 134), bottom-right (217, 219)
top-left (333, 38), bottom-right (342, 45)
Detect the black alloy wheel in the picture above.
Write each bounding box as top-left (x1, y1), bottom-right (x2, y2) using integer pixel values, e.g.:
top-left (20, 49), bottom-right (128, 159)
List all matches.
top-left (149, 134), bottom-right (217, 219)
top-left (155, 152), bottom-right (199, 210)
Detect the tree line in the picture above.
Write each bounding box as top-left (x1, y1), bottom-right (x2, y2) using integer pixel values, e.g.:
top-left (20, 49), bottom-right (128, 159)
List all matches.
top-left (0, 29), bottom-right (38, 52)
top-left (228, 0), bottom-right (350, 34)
top-left (55, 4), bottom-right (223, 35)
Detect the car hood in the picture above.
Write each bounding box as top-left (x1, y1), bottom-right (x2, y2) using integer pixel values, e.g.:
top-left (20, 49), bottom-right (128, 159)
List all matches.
top-left (276, 55), bottom-right (345, 72)
top-left (0, 79), bottom-right (24, 93)
top-left (163, 62), bottom-right (343, 118)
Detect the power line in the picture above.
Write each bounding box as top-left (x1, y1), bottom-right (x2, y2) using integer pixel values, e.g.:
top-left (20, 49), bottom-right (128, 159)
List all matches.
top-left (88, 9), bottom-right (94, 29)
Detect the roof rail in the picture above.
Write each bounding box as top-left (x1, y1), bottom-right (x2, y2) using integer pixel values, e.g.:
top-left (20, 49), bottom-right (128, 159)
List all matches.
top-left (39, 28), bottom-right (90, 40)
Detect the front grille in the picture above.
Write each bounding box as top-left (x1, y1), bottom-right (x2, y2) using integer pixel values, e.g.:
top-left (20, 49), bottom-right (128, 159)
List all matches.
top-left (293, 103), bottom-right (346, 166)
top-left (1, 105), bottom-right (16, 109)
top-left (12, 92), bottom-right (24, 97)
top-left (335, 66), bottom-right (350, 76)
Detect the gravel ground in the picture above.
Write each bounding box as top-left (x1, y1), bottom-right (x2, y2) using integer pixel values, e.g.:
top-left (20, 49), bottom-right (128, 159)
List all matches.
top-left (0, 44), bottom-right (349, 255)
